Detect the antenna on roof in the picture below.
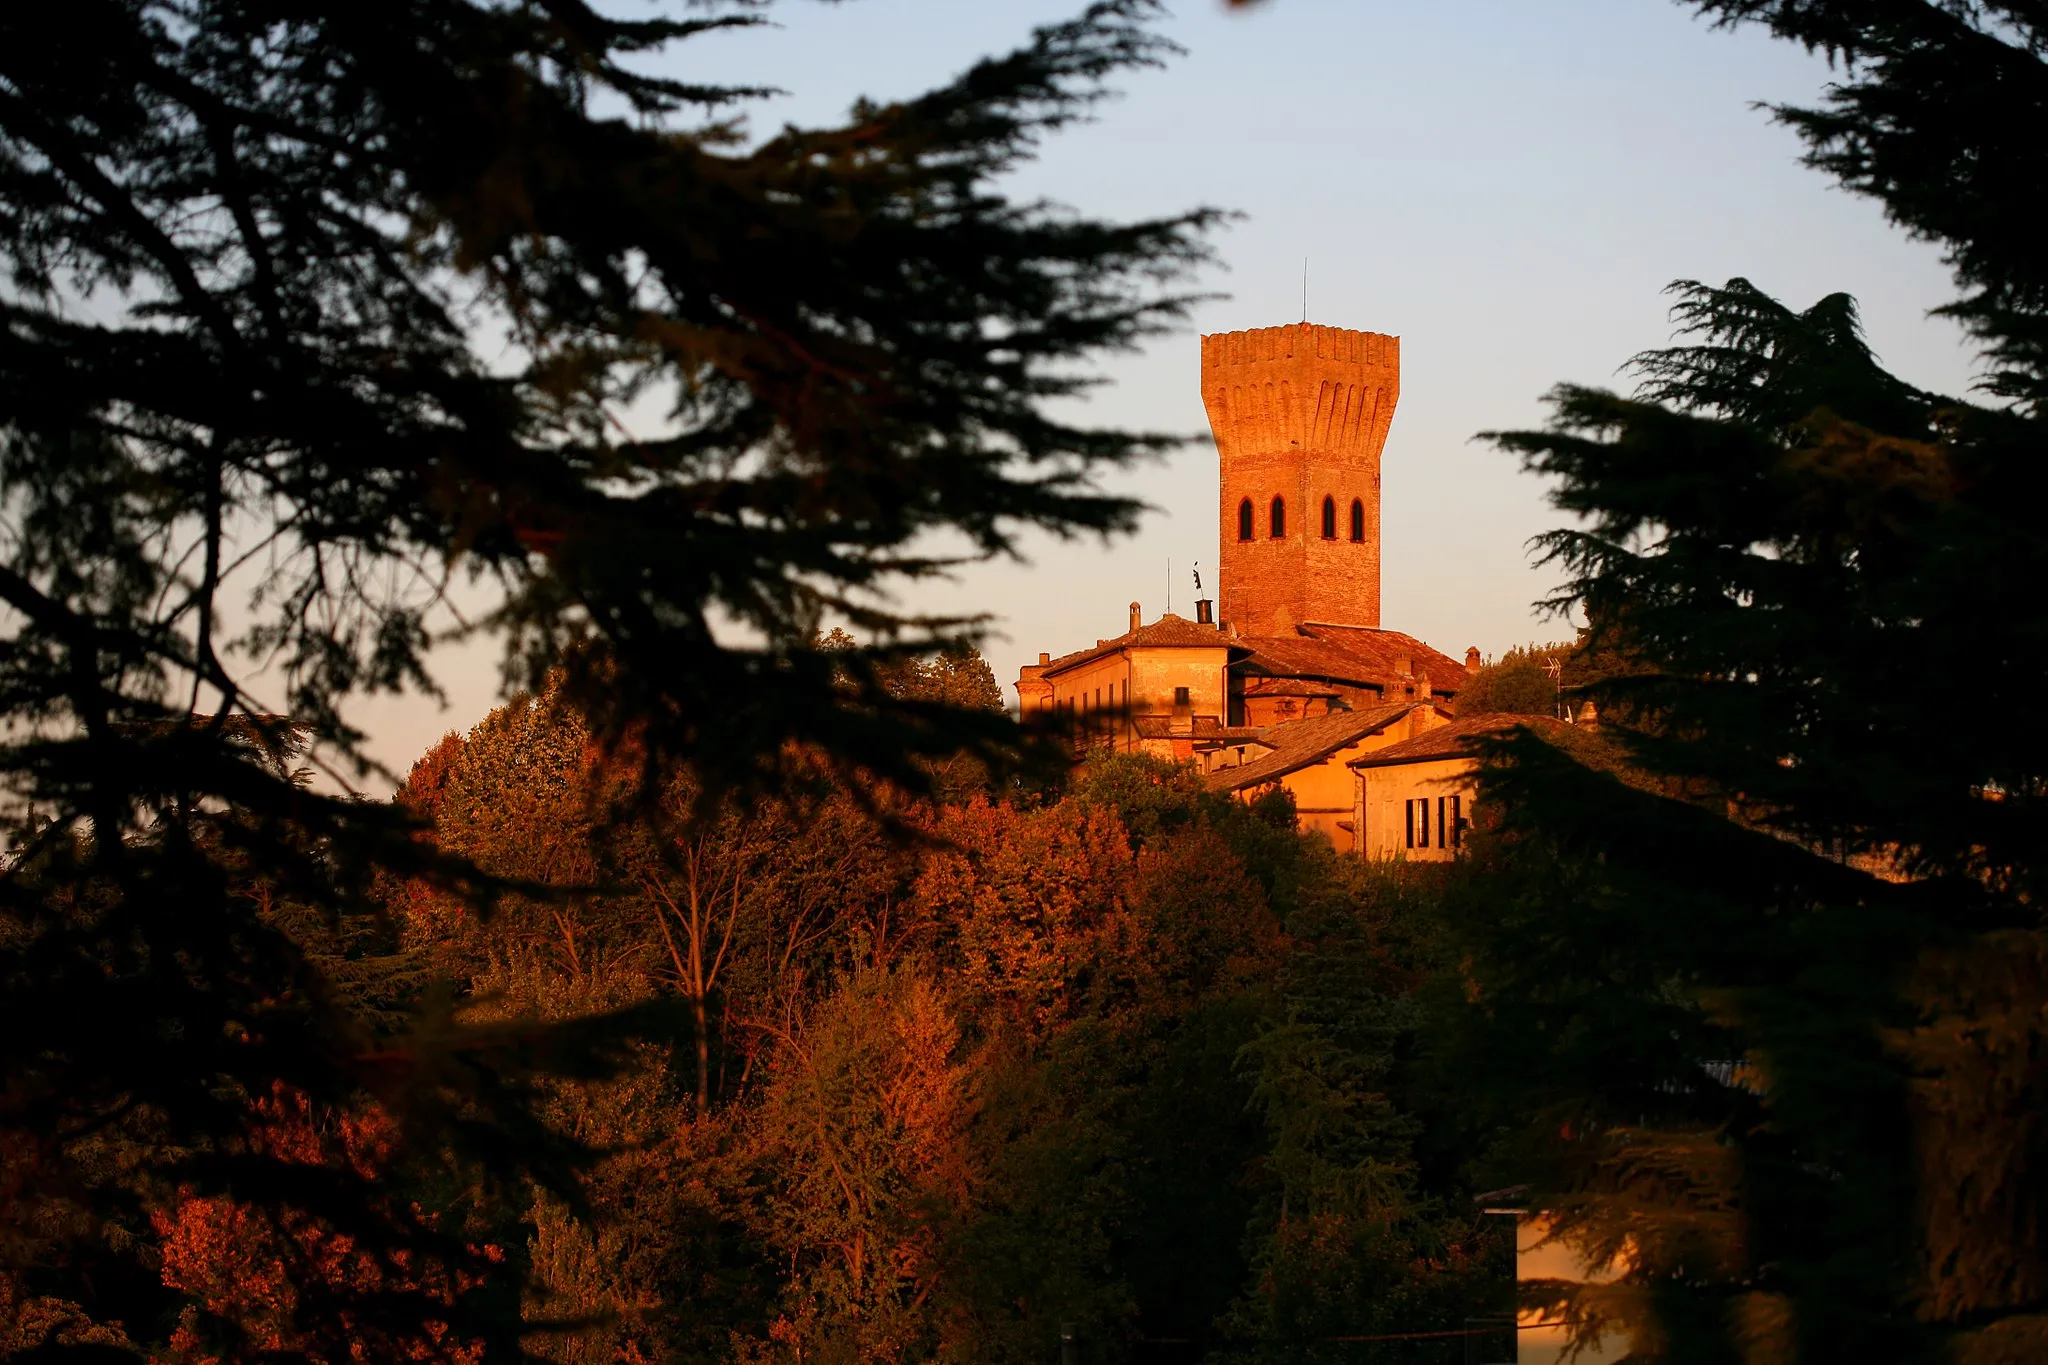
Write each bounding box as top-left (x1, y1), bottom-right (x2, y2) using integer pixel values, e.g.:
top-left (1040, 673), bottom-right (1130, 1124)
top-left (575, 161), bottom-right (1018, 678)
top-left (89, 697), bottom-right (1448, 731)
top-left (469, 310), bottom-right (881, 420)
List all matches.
top-left (1192, 561), bottom-right (1202, 594)
top-left (1302, 257), bottom-right (1308, 323)
top-left (1166, 558), bottom-right (1171, 615)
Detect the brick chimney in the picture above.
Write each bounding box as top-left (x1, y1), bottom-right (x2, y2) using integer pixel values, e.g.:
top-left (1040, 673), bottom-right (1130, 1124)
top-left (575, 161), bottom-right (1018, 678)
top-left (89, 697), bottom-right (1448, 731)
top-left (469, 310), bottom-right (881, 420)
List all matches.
top-left (1129, 601), bottom-right (1142, 633)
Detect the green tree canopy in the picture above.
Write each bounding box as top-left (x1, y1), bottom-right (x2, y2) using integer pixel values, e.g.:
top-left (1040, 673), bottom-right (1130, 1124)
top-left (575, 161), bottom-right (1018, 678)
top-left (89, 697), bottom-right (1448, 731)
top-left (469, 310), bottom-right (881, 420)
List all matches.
top-left (1455, 644), bottom-right (1569, 720)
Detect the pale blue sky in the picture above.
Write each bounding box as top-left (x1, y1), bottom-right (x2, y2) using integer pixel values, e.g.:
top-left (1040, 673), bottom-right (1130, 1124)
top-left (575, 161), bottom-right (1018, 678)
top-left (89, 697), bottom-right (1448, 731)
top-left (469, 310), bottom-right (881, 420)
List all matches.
top-left (348, 0), bottom-right (1979, 783)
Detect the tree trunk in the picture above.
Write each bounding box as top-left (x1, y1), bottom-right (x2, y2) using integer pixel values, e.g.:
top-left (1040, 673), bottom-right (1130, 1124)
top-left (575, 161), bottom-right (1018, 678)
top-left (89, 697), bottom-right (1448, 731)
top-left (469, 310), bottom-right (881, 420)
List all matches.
top-left (693, 991), bottom-right (710, 1117)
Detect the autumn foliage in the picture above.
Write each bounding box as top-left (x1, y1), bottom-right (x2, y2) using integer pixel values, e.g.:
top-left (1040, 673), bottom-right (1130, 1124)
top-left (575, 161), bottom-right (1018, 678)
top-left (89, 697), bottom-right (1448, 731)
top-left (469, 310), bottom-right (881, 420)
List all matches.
top-left (153, 1088), bottom-right (495, 1365)
top-left (336, 681), bottom-right (1506, 1365)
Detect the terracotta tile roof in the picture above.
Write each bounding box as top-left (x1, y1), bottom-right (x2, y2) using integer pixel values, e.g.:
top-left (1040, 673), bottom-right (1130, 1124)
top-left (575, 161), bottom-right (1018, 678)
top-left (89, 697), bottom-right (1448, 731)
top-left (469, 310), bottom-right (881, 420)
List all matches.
top-left (1132, 714), bottom-right (1231, 740)
top-left (1193, 726), bottom-right (1272, 750)
top-left (1241, 677), bottom-right (1343, 698)
top-left (1234, 625), bottom-right (1469, 697)
top-left (1305, 624), bottom-right (1471, 691)
top-left (1347, 712), bottom-right (1575, 768)
top-left (1207, 702), bottom-right (1417, 792)
top-left (1040, 613), bottom-right (1245, 679)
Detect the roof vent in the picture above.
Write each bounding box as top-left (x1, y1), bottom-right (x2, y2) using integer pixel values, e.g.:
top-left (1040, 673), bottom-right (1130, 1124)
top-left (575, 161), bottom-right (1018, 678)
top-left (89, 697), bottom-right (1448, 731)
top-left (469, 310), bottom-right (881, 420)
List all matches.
top-left (1195, 598), bottom-right (1214, 625)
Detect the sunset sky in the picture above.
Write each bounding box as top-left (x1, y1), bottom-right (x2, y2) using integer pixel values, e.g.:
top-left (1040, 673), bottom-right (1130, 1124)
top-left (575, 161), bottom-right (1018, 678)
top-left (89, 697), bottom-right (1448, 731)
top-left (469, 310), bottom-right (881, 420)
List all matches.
top-left (346, 0), bottom-right (1979, 784)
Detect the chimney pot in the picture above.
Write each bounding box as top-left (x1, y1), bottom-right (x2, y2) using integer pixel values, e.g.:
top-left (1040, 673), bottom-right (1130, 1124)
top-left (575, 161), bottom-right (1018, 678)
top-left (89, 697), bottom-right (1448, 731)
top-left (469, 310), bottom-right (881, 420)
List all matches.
top-left (1195, 598), bottom-right (1215, 625)
top-left (1129, 601), bottom-right (1142, 633)
top-left (1038, 652), bottom-right (1050, 666)
top-left (1465, 646), bottom-right (1483, 673)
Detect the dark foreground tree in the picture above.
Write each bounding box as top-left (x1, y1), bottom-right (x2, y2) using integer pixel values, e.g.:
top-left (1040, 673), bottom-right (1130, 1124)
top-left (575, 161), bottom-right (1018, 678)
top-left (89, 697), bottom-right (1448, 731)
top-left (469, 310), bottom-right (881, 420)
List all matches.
top-left (0, 1), bottom-right (1214, 1358)
top-left (1457, 4), bottom-right (2048, 1361)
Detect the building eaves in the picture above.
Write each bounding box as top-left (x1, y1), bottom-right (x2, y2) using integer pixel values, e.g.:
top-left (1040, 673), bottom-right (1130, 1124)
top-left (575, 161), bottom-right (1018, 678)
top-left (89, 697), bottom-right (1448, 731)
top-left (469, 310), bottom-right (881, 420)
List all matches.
top-left (1040, 613), bottom-right (1246, 680)
top-left (1347, 712), bottom-right (1575, 769)
top-left (1236, 625), bottom-right (1471, 696)
top-left (1207, 702), bottom-right (1417, 792)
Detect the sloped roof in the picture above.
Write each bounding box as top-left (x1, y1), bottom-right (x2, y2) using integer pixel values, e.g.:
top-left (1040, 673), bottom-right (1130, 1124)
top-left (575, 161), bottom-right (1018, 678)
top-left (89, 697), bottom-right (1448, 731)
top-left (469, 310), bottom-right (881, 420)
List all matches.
top-left (1041, 613), bottom-right (1244, 679)
top-left (1133, 714), bottom-right (1234, 740)
top-left (1235, 625), bottom-right (1471, 696)
top-left (1348, 712), bottom-right (1575, 768)
top-left (1207, 702), bottom-right (1417, 792)
top-left (1241, 676), bottom-right (1343, 698)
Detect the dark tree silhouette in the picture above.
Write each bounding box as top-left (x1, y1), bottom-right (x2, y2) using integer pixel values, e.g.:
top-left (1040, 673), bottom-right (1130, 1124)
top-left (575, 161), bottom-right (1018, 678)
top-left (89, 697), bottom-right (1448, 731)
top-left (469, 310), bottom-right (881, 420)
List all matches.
top-left (0, 1), bottom-right (1214, 1358)
top-left (1456, 5), bottom-right (2048, 1359)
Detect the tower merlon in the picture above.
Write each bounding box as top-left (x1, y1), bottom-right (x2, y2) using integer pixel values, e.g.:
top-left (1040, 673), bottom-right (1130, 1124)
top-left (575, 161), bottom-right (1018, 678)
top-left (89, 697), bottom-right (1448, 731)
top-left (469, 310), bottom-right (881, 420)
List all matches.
top-left (1204, 321), bottom-right (1399, 635)
top-left (1200, 322), bottom-right (1399, 465)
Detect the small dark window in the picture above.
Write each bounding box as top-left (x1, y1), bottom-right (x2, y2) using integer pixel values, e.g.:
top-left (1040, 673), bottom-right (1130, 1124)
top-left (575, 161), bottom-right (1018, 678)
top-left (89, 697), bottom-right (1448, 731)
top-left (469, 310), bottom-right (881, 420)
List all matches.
top-left (1269, 496), bottom-right (1286, 538)
top-left (1404, 800), bottom-right (1415, 849)
top-left (1237, 497), bottom-right (1254, 541)
top-left (1419, 797), bottom-right (1430, 847)
top-left (1451, 795), bottom-right (1464, 848)
top-left (1349, 498), bottom-right (1365, 542)
top-left (1173, 686), bottom-right (1190, 706)
top-left (1437, 797), bottom-right (1447, 849)
top-left (1321, 495), bottom-right (1337, 539)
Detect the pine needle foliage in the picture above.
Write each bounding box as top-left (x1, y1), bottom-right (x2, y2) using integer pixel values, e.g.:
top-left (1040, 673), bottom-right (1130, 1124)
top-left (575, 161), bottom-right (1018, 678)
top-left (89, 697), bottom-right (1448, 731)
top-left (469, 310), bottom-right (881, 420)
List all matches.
top-left (1458, 5), bottom-right (2048, 1357)
top-left (0, 2), bottom-right (1215, 1360)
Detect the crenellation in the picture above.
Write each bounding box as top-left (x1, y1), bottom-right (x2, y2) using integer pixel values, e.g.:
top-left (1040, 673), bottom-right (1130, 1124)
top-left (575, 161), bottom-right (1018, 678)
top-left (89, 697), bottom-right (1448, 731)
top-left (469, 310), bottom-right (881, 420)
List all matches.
top-left (1202, 321), bottom-right (1399, 635)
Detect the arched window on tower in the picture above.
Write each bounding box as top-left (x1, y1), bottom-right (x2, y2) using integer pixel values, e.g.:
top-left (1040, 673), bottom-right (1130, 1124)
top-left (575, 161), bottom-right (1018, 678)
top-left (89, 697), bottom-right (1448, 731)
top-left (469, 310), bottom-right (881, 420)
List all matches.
top-left (1237, 497), bottom-right (1254, 542)
top-left (1320, 495), bottom-right (1337, 539)
top-left (1349, 498), bottom-right (1365, 543)
top-left (1269, 496), bottom-right (1286, 538)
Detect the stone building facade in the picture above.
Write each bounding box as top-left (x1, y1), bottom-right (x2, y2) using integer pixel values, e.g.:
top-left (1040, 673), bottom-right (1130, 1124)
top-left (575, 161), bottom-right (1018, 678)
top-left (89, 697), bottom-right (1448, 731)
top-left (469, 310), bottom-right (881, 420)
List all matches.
top-left (1017, 319), bottom-right (1499, 855)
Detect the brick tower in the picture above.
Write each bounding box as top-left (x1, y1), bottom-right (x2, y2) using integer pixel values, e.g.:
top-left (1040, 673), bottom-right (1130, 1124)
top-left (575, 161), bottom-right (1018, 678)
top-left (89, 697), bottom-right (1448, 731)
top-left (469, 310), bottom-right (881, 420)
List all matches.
top-left (1201, 322), bottom-right (1399, 636)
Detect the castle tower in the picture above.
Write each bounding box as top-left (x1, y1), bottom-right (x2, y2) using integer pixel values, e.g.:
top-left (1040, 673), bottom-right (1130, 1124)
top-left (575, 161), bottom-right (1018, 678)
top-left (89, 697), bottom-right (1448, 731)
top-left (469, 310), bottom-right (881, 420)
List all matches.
top-left (1201, 322), bottom-right (1399, 636)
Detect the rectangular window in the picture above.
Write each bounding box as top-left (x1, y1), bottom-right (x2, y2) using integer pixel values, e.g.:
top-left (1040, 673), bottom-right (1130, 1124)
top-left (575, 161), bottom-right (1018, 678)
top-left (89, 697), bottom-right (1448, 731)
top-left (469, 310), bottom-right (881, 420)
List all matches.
top-left (1419, 797), bottom-right (1429, 848)
top-left (1451, 795), bottom-right (1463, 848)
top-left (1404, 800), bottom-right (1415, 849)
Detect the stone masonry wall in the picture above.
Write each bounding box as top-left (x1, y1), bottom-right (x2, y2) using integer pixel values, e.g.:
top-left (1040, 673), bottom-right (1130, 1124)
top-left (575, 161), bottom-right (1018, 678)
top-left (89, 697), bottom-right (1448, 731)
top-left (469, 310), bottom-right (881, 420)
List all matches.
top-left (1201, 323), bottom-right (1399, 635)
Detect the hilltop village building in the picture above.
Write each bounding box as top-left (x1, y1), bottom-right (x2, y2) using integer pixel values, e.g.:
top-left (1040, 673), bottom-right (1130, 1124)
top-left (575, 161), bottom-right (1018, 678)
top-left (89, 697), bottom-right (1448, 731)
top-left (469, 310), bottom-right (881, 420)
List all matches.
top-left (1016, 321), bottom-right (1536, 856)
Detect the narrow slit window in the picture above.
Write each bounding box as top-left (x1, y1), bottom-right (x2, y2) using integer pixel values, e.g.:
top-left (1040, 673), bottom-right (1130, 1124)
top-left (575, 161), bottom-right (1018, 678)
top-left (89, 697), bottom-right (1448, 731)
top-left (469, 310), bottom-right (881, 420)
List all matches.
top-left (1419, 797), bottom-right (1429, 848)
top-left (1350, 498), bottom-right (1365, 542)
top-left (1404, 800), bottom-right (1415, 849)
top-left (1269, 496), bottom-right (1286, 538)
top-left (1320, 495), bottom-right (1337, 539)
top-left (1237, 497), bottom-right (1254, 542)
top-left (1437, 797), bottom-right (1447, 849)
top-left (1451, 795), bottom-right (1463, 848)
